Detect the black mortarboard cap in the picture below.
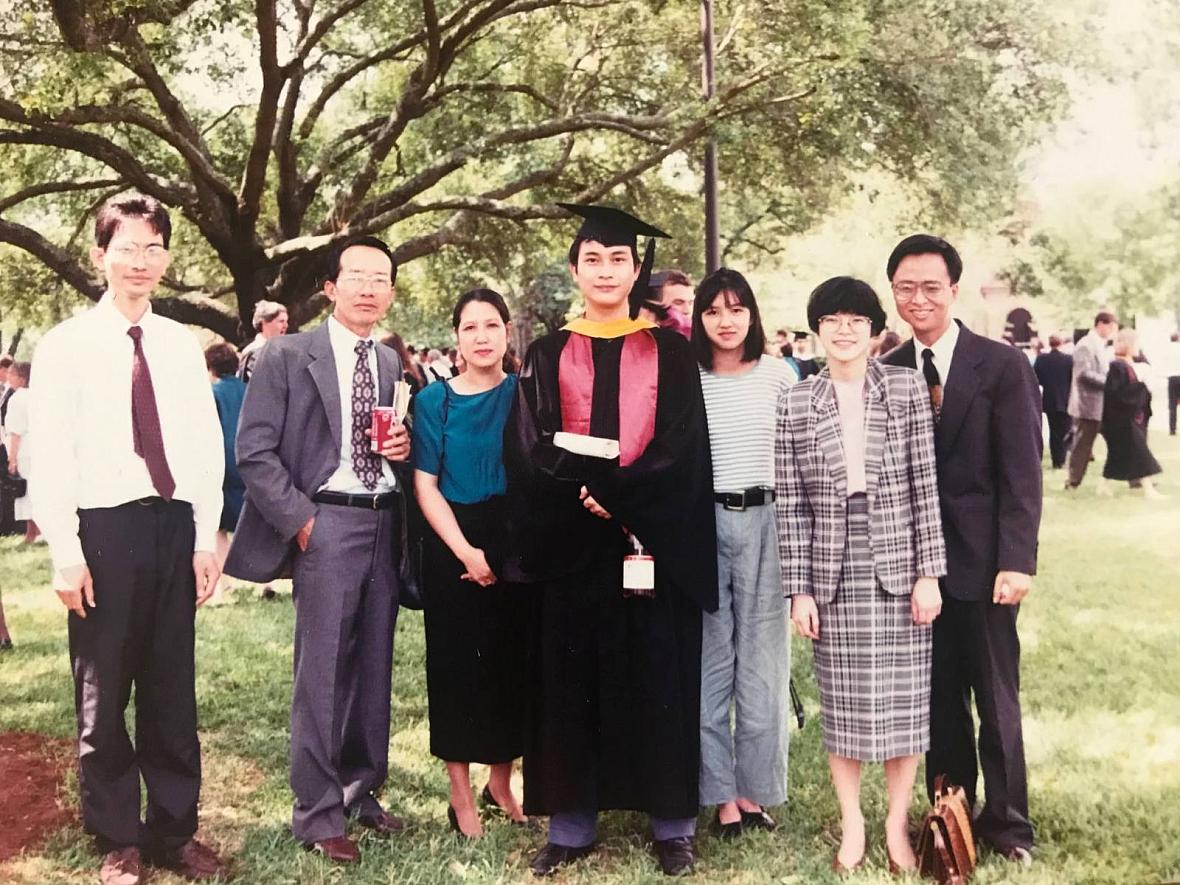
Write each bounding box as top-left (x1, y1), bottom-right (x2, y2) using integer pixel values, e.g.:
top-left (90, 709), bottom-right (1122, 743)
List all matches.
top-left (792, 330), bottom-right (810, 340)
top-left (558, 202), bottom-right (672, 319)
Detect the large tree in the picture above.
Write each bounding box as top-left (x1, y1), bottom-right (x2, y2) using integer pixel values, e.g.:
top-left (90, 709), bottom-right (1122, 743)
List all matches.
top-left (0, 0), bottom-right (1071, 340)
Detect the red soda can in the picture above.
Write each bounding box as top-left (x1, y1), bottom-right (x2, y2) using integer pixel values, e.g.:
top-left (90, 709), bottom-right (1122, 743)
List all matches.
top-left (370, 406), bottom-right (397, 453)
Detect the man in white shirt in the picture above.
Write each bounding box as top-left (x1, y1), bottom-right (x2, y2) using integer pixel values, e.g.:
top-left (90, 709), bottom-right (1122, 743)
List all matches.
top-left (30, 193), bottom-right (226, 885)
top-left (225, 236), bottom-right (412, 863)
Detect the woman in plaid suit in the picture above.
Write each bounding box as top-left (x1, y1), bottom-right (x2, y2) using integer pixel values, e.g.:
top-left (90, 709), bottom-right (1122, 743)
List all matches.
top-left (774, 277), bottom-right (947, 874)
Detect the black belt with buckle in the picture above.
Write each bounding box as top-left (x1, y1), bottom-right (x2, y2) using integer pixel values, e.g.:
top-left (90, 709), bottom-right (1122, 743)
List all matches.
top-left (313, 490), bottom-right (396, 510)
top-left (713, 486), bottom-right (776, 511)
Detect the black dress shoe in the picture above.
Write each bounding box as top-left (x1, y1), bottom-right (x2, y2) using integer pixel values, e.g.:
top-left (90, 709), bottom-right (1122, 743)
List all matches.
top-left (713, 809), bottom-right (742, 839)
top-left (530, 842), bottom-right (595, 877)
top-left (0, 638), bottom-right (12, 651)
top-left (739, 808), bottom-right (776, 831)
top-left (652, 836), bottom-right (696, 876)
top-left (447, 805), bottom-right (480, 840)
top-left (480, 784), bottom-right (501, 810)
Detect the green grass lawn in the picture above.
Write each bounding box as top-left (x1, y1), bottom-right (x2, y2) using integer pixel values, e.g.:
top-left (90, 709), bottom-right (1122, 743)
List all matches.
top-left (2, 431), bottom-right (1179, 884)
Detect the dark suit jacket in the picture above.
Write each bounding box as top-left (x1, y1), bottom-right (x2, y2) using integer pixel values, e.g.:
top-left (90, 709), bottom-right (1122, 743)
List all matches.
top-left (882, 323), bottom-right (1043, 601)
top-left (224, 322), bottom-right (409, 583)
top-left (1034, 349), bottom-right (1073, 414)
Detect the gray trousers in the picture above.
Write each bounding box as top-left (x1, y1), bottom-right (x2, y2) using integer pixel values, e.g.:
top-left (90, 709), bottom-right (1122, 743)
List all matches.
top-left (699, 504), bottom-right (790, 807)
top-left (1066, 417), bottom-right (1100, 487)
top-left (290, 503), bottom-right (399, 843)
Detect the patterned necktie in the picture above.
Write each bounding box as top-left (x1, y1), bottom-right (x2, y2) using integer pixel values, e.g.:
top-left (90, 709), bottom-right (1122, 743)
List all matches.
top-left (350, 339), bottom-right (381, 490)
top-left (127, 326), bottom-right (176, 499)
top-left (921, 347), bottom-right (943, 422)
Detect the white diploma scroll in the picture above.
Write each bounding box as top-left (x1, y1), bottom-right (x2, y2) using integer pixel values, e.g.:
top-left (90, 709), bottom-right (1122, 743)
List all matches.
top-left (553, 431), bottom-right (620, 460)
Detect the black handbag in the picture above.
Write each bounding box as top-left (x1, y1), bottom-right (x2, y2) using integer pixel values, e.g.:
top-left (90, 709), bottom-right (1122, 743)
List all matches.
top-left (2, 470), bottom-right (27, 497)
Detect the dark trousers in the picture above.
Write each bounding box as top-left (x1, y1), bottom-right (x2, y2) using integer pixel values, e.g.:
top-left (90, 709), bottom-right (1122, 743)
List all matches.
top-left (1066, 417), bottom-right (1100, 487)
top-left (290, 503), bottom-right (399, 843)
top-left (1045, 411), bottom-right (1071, 469)
top-left (69, 498), bottom-right (200, 852)
top-left (927, 595), bottom-right (1033, 852)
top-left (1169, 376), bottom-right (1180, 435)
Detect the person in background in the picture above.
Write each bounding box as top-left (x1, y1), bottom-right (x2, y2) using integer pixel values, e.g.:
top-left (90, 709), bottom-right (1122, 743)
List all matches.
top-left (237, 300), bottom-right (289, 383)
top-left (870, 329), bottom-right (902, 358)
top-left (778, 340), bottom-right (802, 383)
top-left (381, 332), bottom-right (427, 395)
top-left (778, 277), bottom-right (945, 874)
top-left (792, 331), bottom-right (820, 379)
top-left (692, 268), bottom-right (794, 838)
top-left (413, 288), bottom-right (529, 839)
top-left (1034, 335), bottom-right (1074, 470)
top-left (31, 192), bottom-right (226, 885)
top-left (1065, 311), bottom-right (1118, 491)
top-left (4, 360), bottom-right (36, 543)
top-left (204, 343), bottom-right (248, 600)
top-left (1100, 329), bottom-right (1165, 499)
top-left (774, 329), bottom-right (789, 352)
top-left (426, 348), bottom-right (453, 383)
top-left (881, 234), bottom-right (1041, 868)
top-left (1165, 332), bottom-right (1180, 436)
top-left (643, 270), bottom-right (694, 339)
top-left (0, 354), bottom-right (15, 536)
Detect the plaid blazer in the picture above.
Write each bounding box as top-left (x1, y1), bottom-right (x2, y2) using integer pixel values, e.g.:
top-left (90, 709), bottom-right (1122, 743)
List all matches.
top-left (774, 359), bottom-right (946, 602)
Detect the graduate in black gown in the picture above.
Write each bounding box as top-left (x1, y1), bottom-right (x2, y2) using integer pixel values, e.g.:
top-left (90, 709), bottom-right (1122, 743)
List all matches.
top-left (505, 204), bottom-right (719, 877)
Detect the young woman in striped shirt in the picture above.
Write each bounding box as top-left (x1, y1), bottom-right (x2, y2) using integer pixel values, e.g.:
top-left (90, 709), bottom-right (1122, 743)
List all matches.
top-left (692, 268), bottom-right (796, 836)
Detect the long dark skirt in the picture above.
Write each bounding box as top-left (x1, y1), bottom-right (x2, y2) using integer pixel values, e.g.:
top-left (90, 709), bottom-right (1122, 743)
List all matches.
top-left (813, 495), bottom-right (932, 762)
top-left (423, 496), bottom-right (529, 763)
top-left (1101, 418), bottom-right (1161, 481)
top-left (523, 540), bottom-right (703, 820)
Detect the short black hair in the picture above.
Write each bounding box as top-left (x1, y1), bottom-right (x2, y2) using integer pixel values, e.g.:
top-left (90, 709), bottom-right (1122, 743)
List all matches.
top-left (323, 235), bottom-right (398, 284)
top-left (204, 342), bottom-right (240, 377)
top-left (0, 355), bottom-right (12, 370)
top-left (1094, 311), bottom-right (1118, 327)
top-left (806, 276), bottom-right (888, 336)
top-left (567, 237), bottom-right (639, 267)
top-left (95, 192), bottom-right (172, 249)
top-left (886, 234), bottom-right (962, 284)
top-left (691, 267), bottom-right (767, 370)
top-left (451, 287), bottom-right (511, 328)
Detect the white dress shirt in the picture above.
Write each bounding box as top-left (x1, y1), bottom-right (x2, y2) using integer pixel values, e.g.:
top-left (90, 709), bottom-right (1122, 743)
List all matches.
top-left (321, 316), bottom-right (394, 494)
top-left (30, 297), bottom-right (224, 577)
top-left (919, 319), bottom-right (961, 390)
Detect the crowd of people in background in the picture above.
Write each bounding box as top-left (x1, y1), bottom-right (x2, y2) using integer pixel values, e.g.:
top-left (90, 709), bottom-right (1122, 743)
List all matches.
top-left (1, 190), bottom-right (1174, 885)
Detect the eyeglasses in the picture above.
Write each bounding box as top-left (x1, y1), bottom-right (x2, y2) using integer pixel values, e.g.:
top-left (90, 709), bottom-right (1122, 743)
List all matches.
top-left (818, 315), bottom-right (872, 332)
top-left (336, 273), bottom-right (394, 291)
top-left (108, 244), bottom-right (168, 263)
top-left (891, 281), bottom-right (947, 301)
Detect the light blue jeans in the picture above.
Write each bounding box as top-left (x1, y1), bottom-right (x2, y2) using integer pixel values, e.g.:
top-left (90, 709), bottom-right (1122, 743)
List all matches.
top-left (699, 503), bottom-right (790, 807)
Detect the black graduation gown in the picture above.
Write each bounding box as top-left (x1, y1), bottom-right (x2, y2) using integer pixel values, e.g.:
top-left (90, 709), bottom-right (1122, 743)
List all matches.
top-left (1101, 360), bottom-right (1161, 480)
top-left (504, 326), bottom-right (718, 819)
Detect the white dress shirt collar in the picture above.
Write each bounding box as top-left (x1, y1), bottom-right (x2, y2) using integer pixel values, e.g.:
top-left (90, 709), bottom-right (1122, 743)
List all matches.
top-left (918, 319), bottom-right (960, 387)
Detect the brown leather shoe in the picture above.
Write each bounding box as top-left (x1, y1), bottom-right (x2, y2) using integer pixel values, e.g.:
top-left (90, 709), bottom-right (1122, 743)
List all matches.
top-left (101, 847), bottom-right (144, 885)
top-left (149, 839), bottom-right (228, 880)
top-left (357, 810), bottom-right (406, 835)
top-left (308, 835), bottom-right (360, 863)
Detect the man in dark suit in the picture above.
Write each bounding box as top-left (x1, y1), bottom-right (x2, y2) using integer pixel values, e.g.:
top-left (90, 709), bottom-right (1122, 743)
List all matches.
top-left (1034, 336), bottom-right (1074, 469)
top-left (881, 235), bottom-right (1042, 866)
top-left (225, 236), bottom-right (411, 863)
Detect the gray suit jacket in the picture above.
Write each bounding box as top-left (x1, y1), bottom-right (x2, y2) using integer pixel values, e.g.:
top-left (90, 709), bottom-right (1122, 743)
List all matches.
top-left (1067, 332), bottom-right (1110, 421)
top-left (224, 322), bottom-right (406, 583)
top-left (774, 359), bottom-right (947, 603)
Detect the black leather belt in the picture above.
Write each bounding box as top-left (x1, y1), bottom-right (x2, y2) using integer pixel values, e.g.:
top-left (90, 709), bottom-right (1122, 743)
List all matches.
top-left (313, 490), bottom-right (396, 510)
top-left (714, 487), bottom-right (776, 511)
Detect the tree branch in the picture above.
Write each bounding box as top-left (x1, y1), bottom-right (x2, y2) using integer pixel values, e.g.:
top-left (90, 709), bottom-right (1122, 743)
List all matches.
top-left (0, 178), bottom-right (123, 214)
top-left (240, 0), bottom-right (284, 217)
top-left (0, 216), bottom-right (103, 301)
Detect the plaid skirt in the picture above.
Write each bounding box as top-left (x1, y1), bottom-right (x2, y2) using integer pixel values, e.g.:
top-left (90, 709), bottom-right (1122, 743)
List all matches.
top-left (812, 495), bottom-right (932, 761)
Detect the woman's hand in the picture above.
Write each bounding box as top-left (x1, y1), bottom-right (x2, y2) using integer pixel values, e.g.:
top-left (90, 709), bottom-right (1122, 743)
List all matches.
top-left (911, 576), bottom-right (942, 625)
top-left (460, 547), bottom-right (497, 587)
top-left (791, 594), bottom-right (820, 640)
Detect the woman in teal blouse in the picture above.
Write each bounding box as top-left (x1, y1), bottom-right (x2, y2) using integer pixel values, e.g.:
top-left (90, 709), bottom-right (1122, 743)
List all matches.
top-left (413, 288), bottom-right (527, 838)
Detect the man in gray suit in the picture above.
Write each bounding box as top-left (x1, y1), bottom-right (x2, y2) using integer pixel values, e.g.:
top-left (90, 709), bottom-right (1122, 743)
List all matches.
top-left (225, 236), bottom-right (411, 863)
top-left (1065, 311), bottom-right (1118, 489)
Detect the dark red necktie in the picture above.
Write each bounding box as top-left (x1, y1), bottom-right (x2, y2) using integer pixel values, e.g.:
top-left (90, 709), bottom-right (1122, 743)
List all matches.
top-left (127, 326), bottom-right (176, 500)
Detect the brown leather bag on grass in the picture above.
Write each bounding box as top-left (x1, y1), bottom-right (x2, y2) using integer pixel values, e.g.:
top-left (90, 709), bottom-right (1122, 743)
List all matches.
top-left (917, 775), bottom-right (978, 884)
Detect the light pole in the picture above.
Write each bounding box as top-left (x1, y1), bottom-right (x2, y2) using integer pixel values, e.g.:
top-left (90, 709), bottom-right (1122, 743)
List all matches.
top-left (701, 0), bottom-right (720, 274)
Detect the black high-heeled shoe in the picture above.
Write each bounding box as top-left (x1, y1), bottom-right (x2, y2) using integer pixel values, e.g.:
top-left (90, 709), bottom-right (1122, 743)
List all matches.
top-left (480, 785), bottom-right (534, 829)
top-left (447, 805), bottom-right (480, 840)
